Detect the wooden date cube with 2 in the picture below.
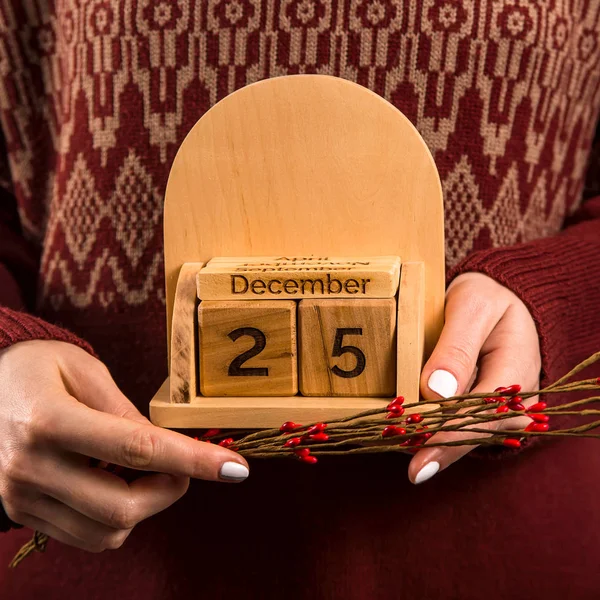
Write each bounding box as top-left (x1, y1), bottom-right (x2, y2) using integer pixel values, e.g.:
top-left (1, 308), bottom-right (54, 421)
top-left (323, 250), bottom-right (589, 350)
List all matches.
top-left (298, 299), bottom-right (397, 397)
top-left (198, 300), bottom-right (297, 396)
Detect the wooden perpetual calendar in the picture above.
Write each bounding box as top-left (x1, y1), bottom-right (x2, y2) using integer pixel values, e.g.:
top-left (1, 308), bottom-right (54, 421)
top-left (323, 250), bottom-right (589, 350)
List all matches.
top-left (149, 75), bottom-right (445, 429)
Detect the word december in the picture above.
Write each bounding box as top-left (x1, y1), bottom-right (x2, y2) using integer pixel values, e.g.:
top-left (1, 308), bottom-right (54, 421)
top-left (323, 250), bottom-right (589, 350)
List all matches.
top-left (231, 274), bottom-right (371, 295)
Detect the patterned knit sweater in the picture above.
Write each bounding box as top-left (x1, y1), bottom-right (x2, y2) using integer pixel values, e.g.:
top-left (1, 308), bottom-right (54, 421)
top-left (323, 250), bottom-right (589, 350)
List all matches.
top-left (1, 1), bottom-right (600, 599)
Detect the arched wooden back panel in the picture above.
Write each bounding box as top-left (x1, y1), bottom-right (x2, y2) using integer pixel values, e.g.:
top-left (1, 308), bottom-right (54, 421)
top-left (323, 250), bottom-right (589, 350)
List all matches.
top-left (164, 75), bottom-right (444, 355)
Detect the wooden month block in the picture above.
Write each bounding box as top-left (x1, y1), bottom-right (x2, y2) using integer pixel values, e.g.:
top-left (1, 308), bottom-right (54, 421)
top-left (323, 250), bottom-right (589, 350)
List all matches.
top-left (197, 256), bottom-right (401, 300)
top-left (298, 299), bottom-right (397, 397)
top-left (198, 301), bottom-right (298, 397)
top-left (206, 256), bottom-right (400, 266)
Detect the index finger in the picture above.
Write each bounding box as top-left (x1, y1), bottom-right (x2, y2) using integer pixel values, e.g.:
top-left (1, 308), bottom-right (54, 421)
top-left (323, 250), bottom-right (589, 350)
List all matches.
top-left (41, 396), bottom-right (249, 482)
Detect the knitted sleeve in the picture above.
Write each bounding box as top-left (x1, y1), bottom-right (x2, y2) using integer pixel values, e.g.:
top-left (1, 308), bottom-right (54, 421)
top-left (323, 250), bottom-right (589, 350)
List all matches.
top-left (448, 194), bottom-right (600, 389)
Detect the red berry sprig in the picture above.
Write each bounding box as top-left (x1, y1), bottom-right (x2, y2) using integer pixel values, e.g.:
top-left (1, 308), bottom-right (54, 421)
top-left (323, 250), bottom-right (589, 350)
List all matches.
top-left (280, 422), bottom-right (330, 461)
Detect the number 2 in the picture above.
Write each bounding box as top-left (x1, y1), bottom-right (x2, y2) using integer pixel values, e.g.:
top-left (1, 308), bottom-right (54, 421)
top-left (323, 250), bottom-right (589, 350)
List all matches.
top-left (331, 328), bottom-right (366, 378)
top-left (228, 327), bottom-right (269, 377)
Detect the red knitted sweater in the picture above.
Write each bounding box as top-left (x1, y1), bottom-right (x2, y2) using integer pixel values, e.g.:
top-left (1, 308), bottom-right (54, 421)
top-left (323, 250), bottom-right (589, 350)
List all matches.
top-left (1, 1), bottom-right (600, 599)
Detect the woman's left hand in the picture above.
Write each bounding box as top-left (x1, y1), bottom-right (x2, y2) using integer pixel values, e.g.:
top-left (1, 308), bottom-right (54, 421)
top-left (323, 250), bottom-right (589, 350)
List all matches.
top-left (408, 272), bottom-right (542, 484)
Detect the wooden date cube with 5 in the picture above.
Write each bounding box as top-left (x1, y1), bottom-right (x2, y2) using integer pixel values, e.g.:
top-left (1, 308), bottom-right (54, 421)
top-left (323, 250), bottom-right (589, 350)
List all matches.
top-left (198, 300), bottom-right (297, 397)
top-left (298, 299), bottom-right (397, 397)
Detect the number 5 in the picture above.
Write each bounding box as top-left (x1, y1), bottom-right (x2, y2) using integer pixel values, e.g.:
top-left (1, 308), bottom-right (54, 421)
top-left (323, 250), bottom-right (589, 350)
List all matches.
top-left (331, 328), bottom-right (366, 378)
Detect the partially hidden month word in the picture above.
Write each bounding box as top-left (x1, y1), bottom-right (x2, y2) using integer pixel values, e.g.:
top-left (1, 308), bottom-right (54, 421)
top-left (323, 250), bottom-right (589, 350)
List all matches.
top-left (197, 256), bottom-right (401, 300)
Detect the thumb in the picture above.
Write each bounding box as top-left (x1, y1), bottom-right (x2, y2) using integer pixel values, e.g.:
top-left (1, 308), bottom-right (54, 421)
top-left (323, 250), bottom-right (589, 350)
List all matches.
top-left (58, 345), bottom-right (149, 425)
top-left (420, 286), bottom-right (504, 401)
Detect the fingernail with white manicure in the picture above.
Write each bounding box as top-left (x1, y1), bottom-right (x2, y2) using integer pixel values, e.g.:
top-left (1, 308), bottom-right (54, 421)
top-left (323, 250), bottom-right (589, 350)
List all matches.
top-left (220, 462), bottom-right (249, 482)
top-left (428, 370), bottom-right (458, 398)
top-left (414, 461), bottom-right (440, 485)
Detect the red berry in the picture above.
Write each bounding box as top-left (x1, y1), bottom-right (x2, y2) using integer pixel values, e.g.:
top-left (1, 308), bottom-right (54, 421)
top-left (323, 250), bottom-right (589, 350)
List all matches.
top-left (408, 436), bottom-right (425, 446)
top-left (203, 428), bottom-right (221, 438)
top-left (280, 421), bottom-right (302, 433)
top-left (193, 436), bottom-right (199, 441)
top-left (294, 448), bottom-right (311, 458)
top-left (307, 423), bottom-right (327, 435)
top-left (386, 404), bottom-right (405, 416)
top-left (496, 405), bottom-right (510, 413)
top-left (525, 422), bottom-right (550, 433)
top-left (284, 437), bottom-right (302, 448)
top-left (529, 414), bottom-right (550, 423)
top-left (309, 433), bottom-right (330, 442)
top-left (382, 425), bottom-right (399, 438)
top-left (406, 414), bottom-right (423, 424)
top-left (494, 386), bottom-right (509, 393)
top-left (413, 427), bottom-right (433, 442)
top-left (386, 412), bottom-right (402, 419)
top-left (528, 402), bottom-right (547, 413)
top-left (218, 438), bottom-right (235, 448)
top-left (508, 402), bottom-right (525, 411)
top-left (503, 384), bottom-right (522, 395)
top-left (483, 397), bottom-right (497, 404)
top-left (382, 425), bottom-right (408, 438)
top-left (391, 396), bottom-right (405, 406)
top-left (299, 455), bottom-right (318, 464)
top-left (503, 438), bottom-right (522, 449)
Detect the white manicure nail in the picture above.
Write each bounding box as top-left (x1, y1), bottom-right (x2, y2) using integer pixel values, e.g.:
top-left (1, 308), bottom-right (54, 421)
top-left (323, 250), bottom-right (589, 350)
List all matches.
top-left (428, 370), bottom-right (458, 398)
top-left (220, 462), bottom-right (249, 481)
top-left (414, 461), bottom-right (440, 484)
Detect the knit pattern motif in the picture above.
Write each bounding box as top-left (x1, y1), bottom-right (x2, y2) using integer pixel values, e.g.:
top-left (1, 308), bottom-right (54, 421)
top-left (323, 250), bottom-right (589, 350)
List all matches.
top-left (0, 0), bottom-right (598, 316)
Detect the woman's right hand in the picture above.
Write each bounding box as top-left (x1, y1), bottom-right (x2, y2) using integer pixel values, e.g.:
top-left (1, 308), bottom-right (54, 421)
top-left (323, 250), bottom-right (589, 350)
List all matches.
top-left (0, 340), bottom-right (249, 552)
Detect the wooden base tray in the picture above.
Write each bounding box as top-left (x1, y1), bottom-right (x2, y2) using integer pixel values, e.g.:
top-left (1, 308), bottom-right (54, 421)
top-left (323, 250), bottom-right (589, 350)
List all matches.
top-left (150, 378), bottom-right (437, 429)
